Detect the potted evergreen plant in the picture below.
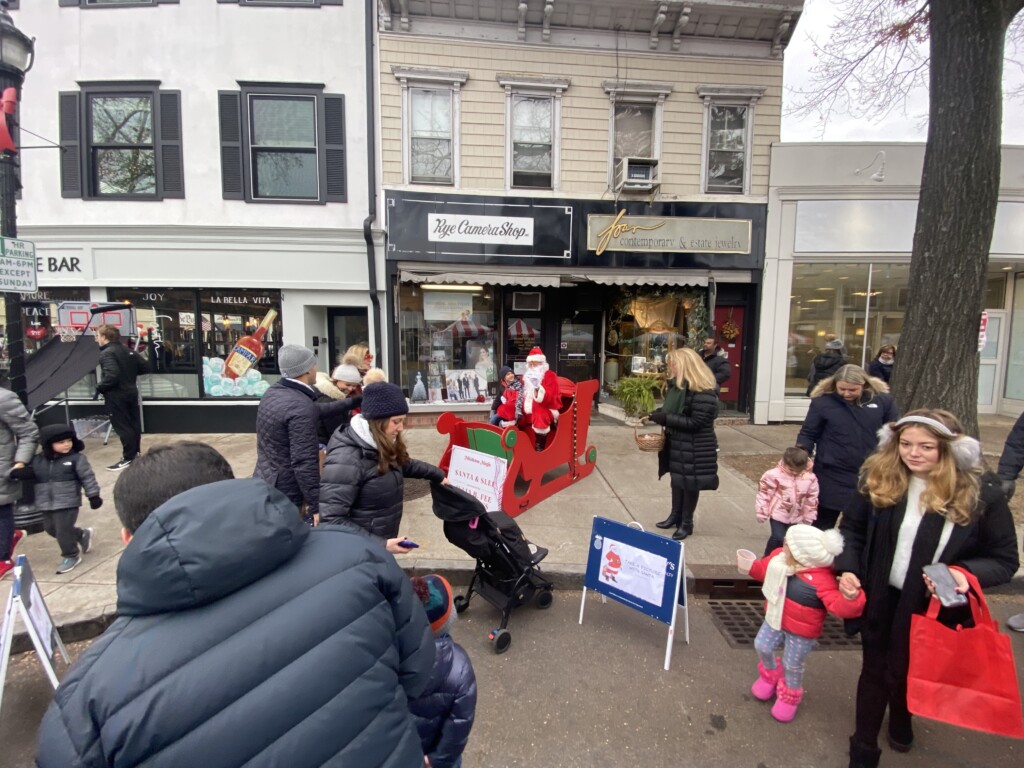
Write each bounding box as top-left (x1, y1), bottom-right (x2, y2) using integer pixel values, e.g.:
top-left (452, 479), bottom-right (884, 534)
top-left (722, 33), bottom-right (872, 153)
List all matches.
top-left (613, 375), bottom-right (661, 424)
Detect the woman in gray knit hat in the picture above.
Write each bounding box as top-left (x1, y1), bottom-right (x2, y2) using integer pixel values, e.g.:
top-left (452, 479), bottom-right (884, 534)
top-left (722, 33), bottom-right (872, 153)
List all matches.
top-left (319, 382), bottom-right (448, 553)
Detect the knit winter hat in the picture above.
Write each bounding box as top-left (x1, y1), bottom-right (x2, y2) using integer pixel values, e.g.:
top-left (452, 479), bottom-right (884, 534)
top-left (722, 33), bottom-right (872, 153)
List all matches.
top-left (498, 365), bottom-right (514, 381)
top-left (526, 346), bottom-right (546, 363)
top-left (825, 339), bottom-right (845, 350)
top-left (331, 363), bottom-right (362, 385)
top-left (361, 382), bottom-right (409, 420)
top-left (412, 574), bottom-right (456, 637)
top-left (785, 524), bottom-right (844, 568)
top-left (278, 344), bottom-right (317, 378)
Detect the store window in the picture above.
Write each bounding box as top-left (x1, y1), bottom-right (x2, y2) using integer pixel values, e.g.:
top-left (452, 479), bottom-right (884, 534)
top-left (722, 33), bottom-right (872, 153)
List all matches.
top-left (0, 288), bottom-right (94, 397)
top-left (199, 290), bottom-right (283, 397)
top-left (398, 284), bottom-right (496, 403)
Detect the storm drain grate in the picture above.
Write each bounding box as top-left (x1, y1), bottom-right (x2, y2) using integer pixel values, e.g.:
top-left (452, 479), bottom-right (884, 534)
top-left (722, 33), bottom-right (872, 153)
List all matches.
top-left (708, 600), bottom-right (861, 650)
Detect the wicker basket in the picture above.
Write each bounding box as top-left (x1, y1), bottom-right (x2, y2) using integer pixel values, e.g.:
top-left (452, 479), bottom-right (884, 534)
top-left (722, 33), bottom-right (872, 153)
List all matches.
top-left (634, 420), bottom-right (665, 452)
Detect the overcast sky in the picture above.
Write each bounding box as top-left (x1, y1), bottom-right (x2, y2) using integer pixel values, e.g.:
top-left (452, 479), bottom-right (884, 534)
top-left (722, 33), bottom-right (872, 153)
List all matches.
top-left (781, 0), bottom-right (1024, 145)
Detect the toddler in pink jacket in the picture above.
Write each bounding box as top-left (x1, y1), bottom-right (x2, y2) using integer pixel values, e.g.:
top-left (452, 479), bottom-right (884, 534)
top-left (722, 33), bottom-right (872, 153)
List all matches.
top-left (756, 446), bottom-right (819, 556)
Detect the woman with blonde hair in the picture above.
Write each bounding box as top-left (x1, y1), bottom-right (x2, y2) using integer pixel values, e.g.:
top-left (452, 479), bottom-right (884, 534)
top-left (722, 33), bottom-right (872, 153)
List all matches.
top-left (340, 343), bottom-right (374, 375)
top-left (837, 409), bottom-right (1018, 768)
top-left (797, 364), bottom-right (899, 531)
top-left (647, 347), bottom-right (720, 540)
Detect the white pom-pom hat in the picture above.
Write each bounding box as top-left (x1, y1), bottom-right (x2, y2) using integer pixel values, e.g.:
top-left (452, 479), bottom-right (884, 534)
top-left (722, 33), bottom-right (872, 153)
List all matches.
top-left (785, 524), bottom-right (845, 568)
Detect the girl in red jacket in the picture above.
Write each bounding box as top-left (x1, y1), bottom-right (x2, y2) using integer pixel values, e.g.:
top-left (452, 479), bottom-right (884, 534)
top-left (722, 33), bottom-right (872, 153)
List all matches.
top-left (747, 525), bottom-right (866, 723)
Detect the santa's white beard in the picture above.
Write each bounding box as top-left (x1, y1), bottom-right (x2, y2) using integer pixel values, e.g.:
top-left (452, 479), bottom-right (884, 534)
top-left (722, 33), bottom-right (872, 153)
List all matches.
top-left (523, 363), bottom-right (547, 391)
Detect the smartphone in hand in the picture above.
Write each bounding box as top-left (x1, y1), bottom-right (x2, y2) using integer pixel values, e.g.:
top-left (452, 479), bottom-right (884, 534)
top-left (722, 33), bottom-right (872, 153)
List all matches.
top-left (398, 540), bottom-right (420, 549)
top-left (922, 563), bottom-right (968, 608)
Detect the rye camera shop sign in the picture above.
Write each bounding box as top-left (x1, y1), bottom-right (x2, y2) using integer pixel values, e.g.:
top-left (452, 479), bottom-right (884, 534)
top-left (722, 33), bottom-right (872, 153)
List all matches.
top-left (0, 237), bottom-right (37, 293)
top-left (428, 213), bottom-right (534, 247)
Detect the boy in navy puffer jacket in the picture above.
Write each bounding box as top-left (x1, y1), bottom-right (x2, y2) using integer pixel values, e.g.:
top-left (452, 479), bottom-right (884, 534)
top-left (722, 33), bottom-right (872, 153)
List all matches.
top-left (27, 424), bottom-right (102, 575)
top-left (409, 574), bottom-right (477, 768)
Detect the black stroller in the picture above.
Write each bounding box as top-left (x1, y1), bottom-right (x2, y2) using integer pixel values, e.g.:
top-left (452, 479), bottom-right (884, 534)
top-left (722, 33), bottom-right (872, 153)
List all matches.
top-left (430, 483), bottom-right (554, 654)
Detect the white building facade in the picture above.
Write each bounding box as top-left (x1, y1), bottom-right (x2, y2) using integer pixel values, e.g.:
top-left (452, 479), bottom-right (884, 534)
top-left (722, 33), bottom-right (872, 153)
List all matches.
top-left (5, 0), bottom-right (383, 431)
top-left (756, 142), bottom-right (1024, 424)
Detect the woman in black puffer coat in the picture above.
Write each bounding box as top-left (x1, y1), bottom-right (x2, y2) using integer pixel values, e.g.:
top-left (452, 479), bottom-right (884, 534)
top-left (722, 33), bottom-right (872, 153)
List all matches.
top-left (648, 347), bottom-right (720, 541)
top-left (320, 382), bottom-right (447, 553)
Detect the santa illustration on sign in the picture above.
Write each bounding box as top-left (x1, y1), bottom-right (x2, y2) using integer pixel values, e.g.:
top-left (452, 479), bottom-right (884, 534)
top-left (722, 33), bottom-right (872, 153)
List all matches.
top-left (522, 346), bottom-right (562, 451)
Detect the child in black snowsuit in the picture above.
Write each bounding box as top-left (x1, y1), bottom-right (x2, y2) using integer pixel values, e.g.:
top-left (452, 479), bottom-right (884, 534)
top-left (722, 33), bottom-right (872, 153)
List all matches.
top-left (27, 424), bottom-right (102, 574)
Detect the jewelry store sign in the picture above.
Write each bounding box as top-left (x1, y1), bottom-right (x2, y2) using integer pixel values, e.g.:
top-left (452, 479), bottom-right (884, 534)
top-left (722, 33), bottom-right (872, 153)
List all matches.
top-left (0, 237), bottom-right (37, 292)
top-left (588, 210), bottom-right (751, 255)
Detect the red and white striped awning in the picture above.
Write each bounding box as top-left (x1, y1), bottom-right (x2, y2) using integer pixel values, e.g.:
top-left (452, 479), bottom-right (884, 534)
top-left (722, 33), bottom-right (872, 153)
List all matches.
top-left (445, 317), bottom-right (491, 337)
top-left (507, 319), bottom-right (539, 340)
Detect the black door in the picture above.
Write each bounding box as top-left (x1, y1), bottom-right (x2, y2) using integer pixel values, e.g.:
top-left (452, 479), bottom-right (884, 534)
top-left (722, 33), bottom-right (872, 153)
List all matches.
top-left (558, 312), bottom-right (600, 383)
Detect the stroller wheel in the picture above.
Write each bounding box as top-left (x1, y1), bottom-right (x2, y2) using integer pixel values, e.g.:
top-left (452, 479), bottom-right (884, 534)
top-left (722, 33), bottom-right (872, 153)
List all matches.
top-left (535, 588), bottom-right (554, 610)
top-left (490, 629), bottom-right (512, 654)
top-left (453, 595), bottom-right (470, 614)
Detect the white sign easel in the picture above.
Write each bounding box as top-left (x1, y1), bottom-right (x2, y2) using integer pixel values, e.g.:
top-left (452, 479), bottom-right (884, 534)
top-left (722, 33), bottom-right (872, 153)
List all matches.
top-left (0, 555), bottom-right (70, 715)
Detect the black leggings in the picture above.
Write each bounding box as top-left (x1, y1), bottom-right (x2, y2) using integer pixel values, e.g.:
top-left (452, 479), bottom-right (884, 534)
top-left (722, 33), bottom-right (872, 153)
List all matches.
top-left (813, 505), bottom-right (842, 531)
top-left (671, 487), bottom-right (700, 519)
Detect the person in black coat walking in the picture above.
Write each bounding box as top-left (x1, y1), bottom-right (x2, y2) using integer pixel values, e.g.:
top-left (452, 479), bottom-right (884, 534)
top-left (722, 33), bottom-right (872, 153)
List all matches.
top-left (253, 345), bottom-right (323, 524)
top-left (648, 347), bottom-right (720, 540)
top-left (36, 442), bottom-right (436, 768)
top-left (700, 336), bottom-right (732, 390)
top-left (320, 382), bottom-right (448, 552)
top-left (95, 324), bottom-right (144, 471)
top-left (866, 344), bottom-right (896, 384)
top-left (995, 409), bottom-right (1024, 632)
top-left (806, 339), bottom-right (847, 395)
top-left (836, 410), bottom-right (1019, 768)
top-left (797, 365), bottom-right (899, 530)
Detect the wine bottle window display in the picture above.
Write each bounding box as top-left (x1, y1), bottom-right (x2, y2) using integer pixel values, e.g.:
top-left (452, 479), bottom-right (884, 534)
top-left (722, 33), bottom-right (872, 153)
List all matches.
top-left (203, 307), bottom-right (282, 398)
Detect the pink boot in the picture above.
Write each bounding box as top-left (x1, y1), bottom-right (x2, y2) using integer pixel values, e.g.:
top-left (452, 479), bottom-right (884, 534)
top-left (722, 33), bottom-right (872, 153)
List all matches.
top-left (771, 682), bottom-right (804, 723)
top-left (751, 659), bottom-right (785, 701)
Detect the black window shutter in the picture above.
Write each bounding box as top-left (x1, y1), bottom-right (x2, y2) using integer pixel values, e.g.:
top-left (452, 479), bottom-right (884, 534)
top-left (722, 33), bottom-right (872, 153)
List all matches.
top-left (323, 94), bottom-right (346, 203)
top-left (58, 92), bottom-right (82, 199)
top-left (218, 91), bottom-right (245, 200)
top-left (157, 91), bottom-right (184, 199)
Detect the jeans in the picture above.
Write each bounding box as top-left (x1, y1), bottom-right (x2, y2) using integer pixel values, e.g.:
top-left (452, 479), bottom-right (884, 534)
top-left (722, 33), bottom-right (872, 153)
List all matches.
top-left (0, 502), bottom-right (13, 561)
top-left (42, 507), bottom-right (85, 559)
top-left (764, 519), bottom-right (791, 556)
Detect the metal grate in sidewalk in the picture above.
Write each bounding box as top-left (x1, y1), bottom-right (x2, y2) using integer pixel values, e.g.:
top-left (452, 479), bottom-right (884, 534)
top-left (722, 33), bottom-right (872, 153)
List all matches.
top-left (708, 600), bottom-right (861, 650)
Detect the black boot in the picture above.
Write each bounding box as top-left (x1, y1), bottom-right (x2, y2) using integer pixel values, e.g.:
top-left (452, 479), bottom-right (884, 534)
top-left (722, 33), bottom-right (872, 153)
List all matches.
top-left (655, 513), bottom-right (680, 529)
top-left (673, 504), bottom-right (695, 540)
top-left (848, 737), bottom-right (881, 768)
top-left (535, 432), bottom-right (547, 451)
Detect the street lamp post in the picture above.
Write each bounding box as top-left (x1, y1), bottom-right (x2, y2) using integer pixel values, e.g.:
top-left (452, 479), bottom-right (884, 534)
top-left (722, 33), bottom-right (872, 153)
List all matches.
top-left (0, 1), bottom-right (34, 407)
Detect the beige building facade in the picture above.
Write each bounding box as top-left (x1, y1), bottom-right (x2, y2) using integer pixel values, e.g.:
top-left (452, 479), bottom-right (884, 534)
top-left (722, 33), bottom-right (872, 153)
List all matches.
top-left (378, 0), bottom-right (802, 416)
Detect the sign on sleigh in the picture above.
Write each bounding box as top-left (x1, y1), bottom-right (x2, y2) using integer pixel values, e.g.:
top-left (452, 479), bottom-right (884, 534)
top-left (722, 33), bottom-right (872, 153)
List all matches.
top-left (448, 446), bottom-right (508, 512)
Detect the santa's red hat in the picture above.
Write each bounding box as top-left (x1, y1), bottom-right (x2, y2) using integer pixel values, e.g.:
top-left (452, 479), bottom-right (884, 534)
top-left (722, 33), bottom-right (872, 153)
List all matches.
top-left (526, 346), bottom-right (546, 363)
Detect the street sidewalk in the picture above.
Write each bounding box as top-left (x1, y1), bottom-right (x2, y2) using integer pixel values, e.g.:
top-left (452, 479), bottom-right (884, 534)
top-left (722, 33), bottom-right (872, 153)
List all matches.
top-left (3, 415), bottom-right (1023, 649)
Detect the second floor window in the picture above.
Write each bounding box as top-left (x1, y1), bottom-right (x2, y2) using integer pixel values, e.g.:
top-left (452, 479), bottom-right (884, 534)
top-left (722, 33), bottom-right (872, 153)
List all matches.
top-left (511, 94), bottom-right (552, 189)
top-left (614, 103), bottom-right (655, 164)
top-left (706, 104), bottom-right (747, 194)
top-left (59, 83), bottom-right (184, 200)
top-left (410, 88), bottom-right (452, 184)
top-left (249, 95), bottom-right (318, 199)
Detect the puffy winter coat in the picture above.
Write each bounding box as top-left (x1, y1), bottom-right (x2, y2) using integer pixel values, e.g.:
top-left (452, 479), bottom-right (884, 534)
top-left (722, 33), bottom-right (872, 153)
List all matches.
top-left (312, 371), bottom-right (361, 445)
top-left (29, 425), bottom-right (100, 511)
top-left (253, 378), bottom-right (322, 514)
top-left (755, 460), bottom-right (819, 525)
top-left (866, 358), bottom-right (893, 383)
top-left (997, 409), bottom-right (1024, 484)
top-left (655, 381), bottom-right (719, 491)
top-left (36, 479), bottom-right (435, 768)
top-left (96, 342), bottom-right (141, 396)
top-left (701, 347), bottom-right (732, 387)
top-left (0, 388), bottom-right (38, 505)
top-left (805, 352), bottom-right (846, 394)
top-left (749, 551), bottom-right (866, 639)
top-left (409, 635), bottom-right (477, 768)
top-left (320, 414), bottom-right (446, 538)
top-left (796, 388), bottom-right (898, 511)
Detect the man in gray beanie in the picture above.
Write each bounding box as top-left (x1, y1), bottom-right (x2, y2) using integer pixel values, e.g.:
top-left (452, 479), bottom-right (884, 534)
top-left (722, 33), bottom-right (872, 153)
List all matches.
top-left (253, 345), bottom-right (322, 524)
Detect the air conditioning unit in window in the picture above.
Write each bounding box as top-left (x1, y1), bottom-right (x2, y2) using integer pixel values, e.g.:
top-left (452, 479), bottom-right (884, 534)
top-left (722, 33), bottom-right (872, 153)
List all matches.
top-left (614, 157), bottom-right (660, 193)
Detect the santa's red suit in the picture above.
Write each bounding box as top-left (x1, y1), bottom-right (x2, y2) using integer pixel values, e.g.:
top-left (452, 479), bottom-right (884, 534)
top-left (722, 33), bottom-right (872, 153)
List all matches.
top-left (521, 347), bottom-right (561, 435)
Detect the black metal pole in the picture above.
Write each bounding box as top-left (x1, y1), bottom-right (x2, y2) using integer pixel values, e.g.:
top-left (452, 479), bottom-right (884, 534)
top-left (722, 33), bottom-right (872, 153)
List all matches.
top-left (0, 63), bottom-right (25, 407)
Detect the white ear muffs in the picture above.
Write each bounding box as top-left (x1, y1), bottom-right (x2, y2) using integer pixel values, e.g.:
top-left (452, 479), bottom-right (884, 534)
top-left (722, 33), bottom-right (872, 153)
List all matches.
top-left (875, 421), bottom-right (982, 470)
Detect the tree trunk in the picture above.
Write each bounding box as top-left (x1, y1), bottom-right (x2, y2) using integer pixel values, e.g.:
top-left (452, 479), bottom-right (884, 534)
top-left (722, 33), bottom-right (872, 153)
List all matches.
top-left (891, 0), bottom-right (1021, 437)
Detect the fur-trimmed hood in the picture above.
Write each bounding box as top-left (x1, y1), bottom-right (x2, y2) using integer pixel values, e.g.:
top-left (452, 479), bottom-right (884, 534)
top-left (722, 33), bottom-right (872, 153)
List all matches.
top-left (809, 373), bottom-right (890, 399)
top-left (313, 371), bottom-right (346, 401)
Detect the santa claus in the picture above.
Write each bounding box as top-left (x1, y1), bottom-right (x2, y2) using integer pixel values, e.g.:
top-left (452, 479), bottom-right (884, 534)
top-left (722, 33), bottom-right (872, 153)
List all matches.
top-left (521, 346), bottom-right (562, 450)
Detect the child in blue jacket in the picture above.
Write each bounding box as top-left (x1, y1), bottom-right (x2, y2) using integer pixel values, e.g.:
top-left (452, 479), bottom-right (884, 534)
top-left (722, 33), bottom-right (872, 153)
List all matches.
top-left (409, 574), bottom-right (477, 768)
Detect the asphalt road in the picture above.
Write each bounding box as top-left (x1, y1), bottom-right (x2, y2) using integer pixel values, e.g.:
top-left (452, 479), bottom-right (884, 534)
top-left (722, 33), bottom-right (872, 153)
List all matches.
top-left (4, 589), bottom-right (1023, 767)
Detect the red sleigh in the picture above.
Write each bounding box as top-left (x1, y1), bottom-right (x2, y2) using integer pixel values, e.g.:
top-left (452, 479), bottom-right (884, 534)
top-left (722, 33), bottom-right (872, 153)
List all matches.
top-left (437, 378), bottom-right (599, 518)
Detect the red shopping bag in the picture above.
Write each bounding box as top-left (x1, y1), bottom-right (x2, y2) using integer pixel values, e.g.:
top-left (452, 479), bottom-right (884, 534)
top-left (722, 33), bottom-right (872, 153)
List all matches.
top-left (907, 570), bottom-right (1024, 738)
